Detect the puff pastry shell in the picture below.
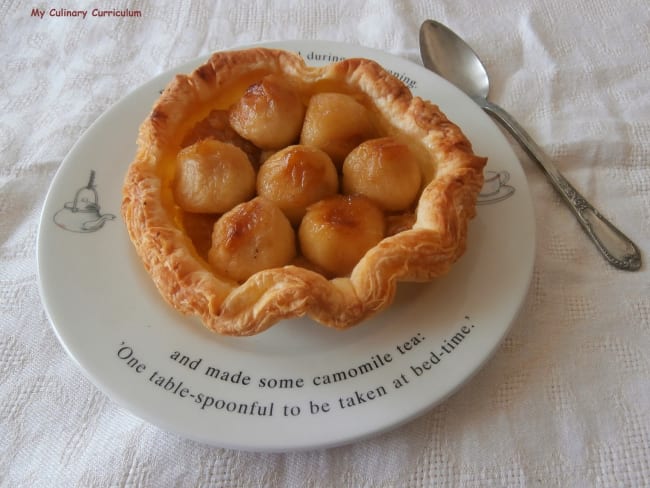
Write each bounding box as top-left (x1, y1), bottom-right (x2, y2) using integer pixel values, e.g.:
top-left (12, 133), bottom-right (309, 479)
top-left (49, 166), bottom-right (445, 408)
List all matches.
top-left (122, 48), bottom-right (486, 336)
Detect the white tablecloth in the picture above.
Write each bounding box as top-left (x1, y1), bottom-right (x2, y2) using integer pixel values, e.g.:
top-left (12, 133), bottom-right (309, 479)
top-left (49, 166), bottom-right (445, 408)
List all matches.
top-left (2, 0), bottom-right (649, 486)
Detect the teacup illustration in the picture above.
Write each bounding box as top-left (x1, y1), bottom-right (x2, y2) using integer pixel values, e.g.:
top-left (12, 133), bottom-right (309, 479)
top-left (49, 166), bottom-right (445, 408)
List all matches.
top-left (477, 170), bottom-right (515, 205)
top-left (54, 170), bottom-right (115, 232)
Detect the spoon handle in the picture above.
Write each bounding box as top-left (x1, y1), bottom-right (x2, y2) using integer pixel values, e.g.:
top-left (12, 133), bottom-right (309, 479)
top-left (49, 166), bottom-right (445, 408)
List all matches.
top-left (479, 98), bottom-right (641, 271)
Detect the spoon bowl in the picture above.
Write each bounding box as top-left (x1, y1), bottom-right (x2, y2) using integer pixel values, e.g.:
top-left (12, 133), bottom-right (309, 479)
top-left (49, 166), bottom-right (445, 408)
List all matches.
top-left (419, 19), bottom-right (641, 271)
top-left (419, 20), bottom-right (490, 100)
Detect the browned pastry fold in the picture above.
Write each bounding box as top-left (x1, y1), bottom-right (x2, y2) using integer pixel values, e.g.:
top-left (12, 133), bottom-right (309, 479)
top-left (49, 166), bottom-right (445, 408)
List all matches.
top-left (122, 47), bottom-right (486, 336)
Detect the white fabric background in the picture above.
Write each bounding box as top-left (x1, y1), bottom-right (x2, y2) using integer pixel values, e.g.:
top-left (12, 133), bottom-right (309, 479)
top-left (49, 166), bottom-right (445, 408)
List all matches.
top-left (2, 0), bottom-right (649, 486)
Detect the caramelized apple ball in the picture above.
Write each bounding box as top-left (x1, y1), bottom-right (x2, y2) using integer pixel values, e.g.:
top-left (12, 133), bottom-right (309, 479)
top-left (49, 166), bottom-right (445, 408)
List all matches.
top-left (342, 137), bottom-right (422, 211)
top-left (229, 75), bottom-right (305, 150)
top-left (300, 93), bottom-right (377, 168)
top-left (173, 139), bottom-right (256, 214)
top-left (257, 145), bottom-right (339, 225)
top-left (208, 197), bottom-right (296, 282)
top-left (298, 195), bottom-right (385, 276)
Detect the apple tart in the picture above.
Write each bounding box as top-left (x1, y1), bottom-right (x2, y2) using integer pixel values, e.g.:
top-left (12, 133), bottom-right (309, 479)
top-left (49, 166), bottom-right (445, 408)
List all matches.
top-left (122, 47), bottom-right (486, 336)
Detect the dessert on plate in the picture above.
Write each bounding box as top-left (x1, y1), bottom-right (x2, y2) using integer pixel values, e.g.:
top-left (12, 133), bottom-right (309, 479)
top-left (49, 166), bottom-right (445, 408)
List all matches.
top-left (122, 47), bottom-right (486, 336)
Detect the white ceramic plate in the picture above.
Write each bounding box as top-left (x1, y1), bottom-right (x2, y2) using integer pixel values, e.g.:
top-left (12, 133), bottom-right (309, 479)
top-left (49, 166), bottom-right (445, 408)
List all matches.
top-left (37, 40), bottom-right (535, 452)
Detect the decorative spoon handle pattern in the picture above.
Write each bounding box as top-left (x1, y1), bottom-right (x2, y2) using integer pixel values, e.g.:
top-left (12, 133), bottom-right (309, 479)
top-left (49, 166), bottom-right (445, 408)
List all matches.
top-left (480, 98), bottom-right (642, 271)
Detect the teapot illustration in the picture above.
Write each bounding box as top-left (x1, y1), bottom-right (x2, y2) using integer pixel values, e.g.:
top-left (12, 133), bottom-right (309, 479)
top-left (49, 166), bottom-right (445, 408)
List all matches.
top-left (54, 170), bottom-right (116, 232)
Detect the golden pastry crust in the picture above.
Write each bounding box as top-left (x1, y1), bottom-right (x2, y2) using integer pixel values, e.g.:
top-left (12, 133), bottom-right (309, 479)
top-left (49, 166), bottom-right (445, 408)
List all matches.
top-left (122, 47), bottom-right (486, 336)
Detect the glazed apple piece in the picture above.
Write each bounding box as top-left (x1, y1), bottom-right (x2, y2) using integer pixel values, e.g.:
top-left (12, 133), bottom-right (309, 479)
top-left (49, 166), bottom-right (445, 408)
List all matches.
top-left (173, 139), bottom-right (256, 214)
top-left (229, 75), bottom-right (305, 150)
top-left (256, 145), bottom-right (339, 225)
top-left (298, 194), bottom-right (385, 277)
top-left (342, 136), bottom-right (422, 211)
top-left (208, 197), bottom-right (296, 282)
top-left (300, 93), bottom-right (377, 168)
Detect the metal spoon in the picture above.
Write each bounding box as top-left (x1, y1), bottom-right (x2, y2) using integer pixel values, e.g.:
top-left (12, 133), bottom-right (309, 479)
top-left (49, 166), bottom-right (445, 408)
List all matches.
top-left (419, 19), bottom-right (642, 271)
